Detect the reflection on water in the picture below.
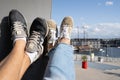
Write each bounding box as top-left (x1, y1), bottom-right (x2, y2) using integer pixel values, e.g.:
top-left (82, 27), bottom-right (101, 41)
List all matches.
top-left (74, 47), bottom-right (120, 58)
top-left (96, 47), bottom-right (120, 58)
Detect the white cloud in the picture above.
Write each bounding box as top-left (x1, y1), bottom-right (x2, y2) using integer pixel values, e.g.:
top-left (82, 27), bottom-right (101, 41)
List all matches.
top-left (83, 25), bottom-right (89, 29)
top-left (105, 1), bottom-right (113, 6)
top-left (71, 27), bottom-right (83, 38)
top-left (71, 23), bottom-right (120, 39)
top-left (90, 23), bottom-right (120, 38)
top-left (93, 27), bottom-right (101, 32)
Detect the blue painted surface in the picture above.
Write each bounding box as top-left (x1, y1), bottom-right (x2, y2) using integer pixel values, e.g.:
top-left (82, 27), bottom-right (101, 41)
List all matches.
top-left (75, 61), bottom-right (120, 70)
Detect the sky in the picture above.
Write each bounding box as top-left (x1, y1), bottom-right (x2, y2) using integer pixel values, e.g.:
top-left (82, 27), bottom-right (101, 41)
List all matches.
top-left (51, 0), bottom-right (120, 39)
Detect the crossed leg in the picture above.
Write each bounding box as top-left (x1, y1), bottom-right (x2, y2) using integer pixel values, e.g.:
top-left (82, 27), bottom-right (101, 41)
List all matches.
top-left (0, 10), bottom-right (75, 80)
top-left (0, 9), bottom-right (48, 80)
top-left (0, 40), bottom-right (30, 80)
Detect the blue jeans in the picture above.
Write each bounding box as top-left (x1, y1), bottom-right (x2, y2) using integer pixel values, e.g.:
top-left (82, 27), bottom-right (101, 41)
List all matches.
top-left (44, 43), bottom-right (75, 80)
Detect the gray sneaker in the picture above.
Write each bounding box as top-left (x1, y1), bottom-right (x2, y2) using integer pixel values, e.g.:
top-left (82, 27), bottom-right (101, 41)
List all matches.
top-left (9, 9), bottom-right (28, 40)
top-left (60, 16), bottom-right (73, 39)
top-left (47, 19), bottom-right (57, 44)
top-left (26, 17), bottom-right (48, 62)
top-left (46, 19), bottom-right (57, 51)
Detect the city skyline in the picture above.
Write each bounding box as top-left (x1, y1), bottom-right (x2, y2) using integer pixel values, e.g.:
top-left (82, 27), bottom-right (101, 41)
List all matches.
top-left (52, 0), bottom-right (120, 39)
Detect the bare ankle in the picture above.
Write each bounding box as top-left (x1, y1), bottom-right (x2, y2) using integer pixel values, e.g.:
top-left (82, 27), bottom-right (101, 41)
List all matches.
top-left (59, 38), bottom-right (70, 45)
top-left (14, 40), bottom-right (26, 49)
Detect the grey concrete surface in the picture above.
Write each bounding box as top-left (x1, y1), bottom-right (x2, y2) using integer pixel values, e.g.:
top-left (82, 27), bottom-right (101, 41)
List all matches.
top-left (75, 61), bottom-right (120, 80)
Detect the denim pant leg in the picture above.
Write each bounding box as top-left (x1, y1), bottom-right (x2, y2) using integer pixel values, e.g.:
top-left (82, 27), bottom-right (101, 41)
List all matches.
top-left (44, 43), bottom-right (75, 80)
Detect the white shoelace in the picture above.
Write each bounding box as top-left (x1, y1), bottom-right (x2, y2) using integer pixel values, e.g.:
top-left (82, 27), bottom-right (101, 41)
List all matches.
top-left (12, 21), bottom-right (27, 43)
top-left (28, 31), bottom-right (43, 51)
top-left (60, 25), bottom-right (71, 39)
top-left (12, 21), bottom-right (25, 35)
top-left (48, 29), bottom-right (56, 45)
